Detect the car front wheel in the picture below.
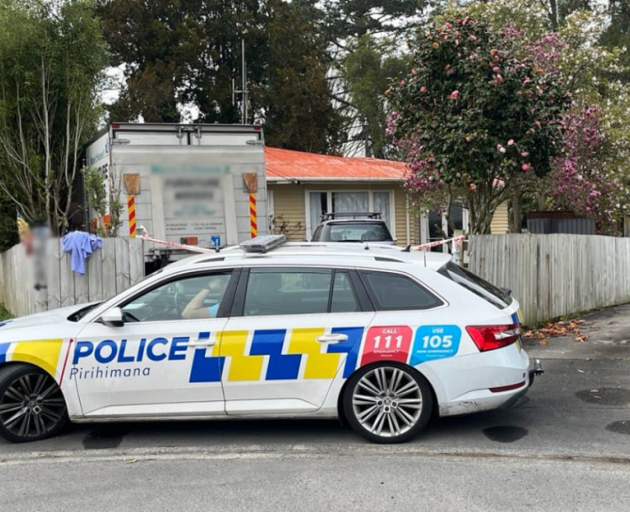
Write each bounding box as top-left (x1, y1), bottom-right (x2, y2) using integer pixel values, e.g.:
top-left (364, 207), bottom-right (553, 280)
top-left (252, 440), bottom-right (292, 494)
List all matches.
top-left (343, 362), bottom-right (433, 444)
top-left (0, 364), bottom-right (68, 443)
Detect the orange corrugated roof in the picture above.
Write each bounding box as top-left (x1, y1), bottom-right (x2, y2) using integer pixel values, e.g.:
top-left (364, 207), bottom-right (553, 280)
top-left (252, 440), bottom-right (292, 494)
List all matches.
top-left (265, 147), bottom-right (407, 182)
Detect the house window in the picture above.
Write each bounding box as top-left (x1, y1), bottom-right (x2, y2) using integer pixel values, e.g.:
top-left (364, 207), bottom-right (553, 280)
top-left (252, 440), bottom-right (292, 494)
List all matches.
top-left (307, 191), bottom-right (393, 238)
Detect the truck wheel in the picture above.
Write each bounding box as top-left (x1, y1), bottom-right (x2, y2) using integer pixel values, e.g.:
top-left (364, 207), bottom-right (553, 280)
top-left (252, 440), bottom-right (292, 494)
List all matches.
top-left (343, 362), bottom-right (433, 444)
top-left (0, 364), bottom-right (68, 443)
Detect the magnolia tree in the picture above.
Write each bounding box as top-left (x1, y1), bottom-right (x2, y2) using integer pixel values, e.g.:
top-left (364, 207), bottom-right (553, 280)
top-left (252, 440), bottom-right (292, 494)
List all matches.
top-left (386, 16), bottom-right (572, 234)
top-left (545, 106), bottom-right (630, 234)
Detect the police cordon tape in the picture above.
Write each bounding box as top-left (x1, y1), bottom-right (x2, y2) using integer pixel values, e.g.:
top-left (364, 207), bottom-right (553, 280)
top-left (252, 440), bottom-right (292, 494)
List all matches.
top-left (138, 226), bottom-right (215, 254)
top-left (410, 235), bottom-right (466, 251)
top-left (138, 225), bottom-right (466, 254)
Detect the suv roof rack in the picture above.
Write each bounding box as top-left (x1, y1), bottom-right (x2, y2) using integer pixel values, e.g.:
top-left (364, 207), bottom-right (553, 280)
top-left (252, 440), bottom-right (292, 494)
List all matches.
top-left (321, 212), bottom-right (382, 220)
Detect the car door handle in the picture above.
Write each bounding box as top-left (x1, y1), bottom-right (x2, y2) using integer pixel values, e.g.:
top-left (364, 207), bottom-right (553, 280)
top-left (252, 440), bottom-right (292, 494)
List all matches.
top-left (316, 334), bottom-right (348, 344)
top-left (185, 339), bottom-right (218, 348)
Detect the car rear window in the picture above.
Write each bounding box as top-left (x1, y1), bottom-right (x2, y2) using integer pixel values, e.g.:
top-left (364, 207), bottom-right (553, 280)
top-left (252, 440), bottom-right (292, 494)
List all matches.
top-left (438, 261), bottom-right (509, 309)
top-left (328, 222), bottom-right (393, 242)
top-left (360, 271), bottom-right (443, 311)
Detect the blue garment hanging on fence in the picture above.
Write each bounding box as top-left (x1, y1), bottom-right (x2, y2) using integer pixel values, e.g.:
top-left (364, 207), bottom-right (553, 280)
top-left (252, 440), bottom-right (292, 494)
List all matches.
top-left (61, 232), bottom-right (103, 275)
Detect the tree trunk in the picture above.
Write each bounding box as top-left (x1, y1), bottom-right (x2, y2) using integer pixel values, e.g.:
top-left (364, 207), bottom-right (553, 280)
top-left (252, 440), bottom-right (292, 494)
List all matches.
top-left (549, 0), bottom-right (559, 30)
top-left (509, 191), bottom-right (522, 233)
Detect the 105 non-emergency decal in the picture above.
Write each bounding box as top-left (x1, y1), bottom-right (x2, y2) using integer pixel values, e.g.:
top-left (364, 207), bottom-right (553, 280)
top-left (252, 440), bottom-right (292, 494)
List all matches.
top-left (410, 325), bottom-right (461, 365)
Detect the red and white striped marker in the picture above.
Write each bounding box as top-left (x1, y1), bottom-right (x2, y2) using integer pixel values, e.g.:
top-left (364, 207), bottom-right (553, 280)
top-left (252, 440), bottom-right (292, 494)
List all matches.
top-left (128, 195), bottom-right (136, 238)
top-left (249, 193), bottom-right (257, 238)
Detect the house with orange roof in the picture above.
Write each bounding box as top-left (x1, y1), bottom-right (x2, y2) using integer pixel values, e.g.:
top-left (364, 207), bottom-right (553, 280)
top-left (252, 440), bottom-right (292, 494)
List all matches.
top-left (264, 148), bottom-right (509, 245)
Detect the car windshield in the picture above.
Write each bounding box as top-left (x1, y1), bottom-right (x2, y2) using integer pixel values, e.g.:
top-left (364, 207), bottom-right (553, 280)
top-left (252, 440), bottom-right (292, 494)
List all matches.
top-left (438, 261), bottom-right (509, 310)
top-left (328, 222), bottom-right (393, 242)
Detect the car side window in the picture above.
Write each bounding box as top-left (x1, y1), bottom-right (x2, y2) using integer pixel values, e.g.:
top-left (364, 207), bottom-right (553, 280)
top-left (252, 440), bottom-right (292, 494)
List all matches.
top-left (243, 268), bottom-right (335, 317)
top-left (330, 271), bottom-right (360, 313)
top-left (121, 272), bottom-right (232, 322)
top-left (359, 271), bottom-right (443, 311)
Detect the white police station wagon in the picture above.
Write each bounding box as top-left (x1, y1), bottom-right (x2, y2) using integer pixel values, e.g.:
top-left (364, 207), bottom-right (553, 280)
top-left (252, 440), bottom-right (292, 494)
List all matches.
top-left (0, 236), bottom-right (541, 444)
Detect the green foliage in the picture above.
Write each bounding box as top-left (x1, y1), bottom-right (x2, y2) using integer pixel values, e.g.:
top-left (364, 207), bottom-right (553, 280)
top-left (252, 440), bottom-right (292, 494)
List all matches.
top-left (320, 0), bottom-right (425, 42)
top-left (82, 165), bottom-right (123, 237)
top-left (0, 198), bottom-right (18, 252)
top-left (0, 0), bottom-right (107, 231)
top-left (99, 0), bottom-right (343, 154)
top-left (321, 0), bottom-right (428, 156)
top-left (600, 0), bottom-right (630, 84)
top-left (0, 303), bottom-right (13, 321)
top-left (342, 36), bottom-right (411, 157)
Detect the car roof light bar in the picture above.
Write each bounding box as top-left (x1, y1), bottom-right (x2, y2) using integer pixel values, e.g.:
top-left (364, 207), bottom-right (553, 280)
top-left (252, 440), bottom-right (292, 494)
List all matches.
top-left (239, 234), bottom-right (287, 253)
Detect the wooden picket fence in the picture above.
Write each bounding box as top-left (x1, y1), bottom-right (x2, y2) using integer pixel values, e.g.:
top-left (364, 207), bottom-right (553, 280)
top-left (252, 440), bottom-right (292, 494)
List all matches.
top-left (0, 238), bottom-right (145, 318)
top-left (469, 234), bottom-right (630, 325)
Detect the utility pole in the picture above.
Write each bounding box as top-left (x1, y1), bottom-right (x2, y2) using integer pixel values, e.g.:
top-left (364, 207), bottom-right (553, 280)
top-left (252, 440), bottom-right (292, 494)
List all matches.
top-left (232, 39), bottom-right (249, 124)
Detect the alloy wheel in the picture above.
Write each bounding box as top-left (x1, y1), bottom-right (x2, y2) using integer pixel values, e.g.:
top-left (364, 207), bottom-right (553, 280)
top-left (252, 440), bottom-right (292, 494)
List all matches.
top-left (351, 366), bottom-right (423, 438)
top-left (0, 371), bottom-right (66, 440)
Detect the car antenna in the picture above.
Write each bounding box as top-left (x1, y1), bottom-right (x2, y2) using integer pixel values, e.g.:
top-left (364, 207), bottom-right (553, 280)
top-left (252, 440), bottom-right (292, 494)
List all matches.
top-left (364, 241), bottom-right (370, 250)
top-left (402, 244), bottom-right (411, 252)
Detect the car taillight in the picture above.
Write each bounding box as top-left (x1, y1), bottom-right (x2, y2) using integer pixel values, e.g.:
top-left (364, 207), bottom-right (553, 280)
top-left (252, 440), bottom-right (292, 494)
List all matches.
top-left (466, 324), bottom-right (521, 352)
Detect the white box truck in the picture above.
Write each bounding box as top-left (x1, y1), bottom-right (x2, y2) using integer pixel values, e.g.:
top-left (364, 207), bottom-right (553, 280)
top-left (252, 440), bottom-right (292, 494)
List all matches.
top-left (84, 123), bottom-right (268, 264)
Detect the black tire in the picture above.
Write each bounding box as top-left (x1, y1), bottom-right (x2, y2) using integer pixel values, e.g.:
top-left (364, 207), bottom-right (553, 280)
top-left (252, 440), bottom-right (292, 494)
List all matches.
top-left (0, 364), bottom-right (68, 443)
top-left (342, 362), bottom-right (433, 444)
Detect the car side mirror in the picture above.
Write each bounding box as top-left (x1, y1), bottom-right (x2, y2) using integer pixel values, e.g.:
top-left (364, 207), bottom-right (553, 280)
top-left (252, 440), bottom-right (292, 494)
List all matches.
top-left (100, 307), bottom-right (124, 327)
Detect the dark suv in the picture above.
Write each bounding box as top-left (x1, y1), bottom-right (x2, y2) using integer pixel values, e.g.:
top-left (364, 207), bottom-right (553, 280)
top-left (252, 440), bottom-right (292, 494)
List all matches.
top-left (310, 213), bottom-right (395, 244)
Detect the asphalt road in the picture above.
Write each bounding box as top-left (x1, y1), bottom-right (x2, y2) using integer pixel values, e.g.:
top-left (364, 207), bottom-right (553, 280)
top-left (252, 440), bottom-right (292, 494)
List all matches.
top-left (1, 306), bottom-right (630, 511)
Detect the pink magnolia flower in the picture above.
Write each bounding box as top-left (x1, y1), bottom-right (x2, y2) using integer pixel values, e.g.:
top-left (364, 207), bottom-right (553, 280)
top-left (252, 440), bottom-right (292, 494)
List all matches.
top-left (521, 151), bottom-right (529, 157)
top-left (497, 144), bottom-right (506, 153)
top-left (492, 66), bottom-right (500, 73)
top-left (469, 183), bottom-right (477, 191)
top-left (522, 163), bottom-right (530, 171)
top-left (465, 136), bottom-right (472, 142)
top-left (507, 139), bottom-right (514, 146)
top-left (449, 90), bottom-right (459, 100)
top-left (420, 86), bottom-right (427, 93)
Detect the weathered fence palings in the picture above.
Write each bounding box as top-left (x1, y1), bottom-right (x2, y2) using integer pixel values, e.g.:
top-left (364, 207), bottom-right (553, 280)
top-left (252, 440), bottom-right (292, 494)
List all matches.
top-left (469, 234), bottom-right (630, 325)
top-left (0, 238), bottom-right (145, 318)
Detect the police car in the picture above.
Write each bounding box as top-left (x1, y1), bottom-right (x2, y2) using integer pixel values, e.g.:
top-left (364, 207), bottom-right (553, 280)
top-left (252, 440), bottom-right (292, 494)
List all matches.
top-left (0, 235), bottom-right (541, 444)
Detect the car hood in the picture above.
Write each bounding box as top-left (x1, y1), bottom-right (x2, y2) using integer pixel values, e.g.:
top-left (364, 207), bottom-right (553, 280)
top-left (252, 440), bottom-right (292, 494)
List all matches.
top-left (0, 303), bottom-right (97, 342)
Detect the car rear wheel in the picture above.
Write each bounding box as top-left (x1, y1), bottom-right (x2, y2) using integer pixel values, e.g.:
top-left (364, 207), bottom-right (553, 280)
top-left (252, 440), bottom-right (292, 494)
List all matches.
top-left (0, 364), bottom-right (68, 443)
top-left (343, 362), bottom-right (433, 444)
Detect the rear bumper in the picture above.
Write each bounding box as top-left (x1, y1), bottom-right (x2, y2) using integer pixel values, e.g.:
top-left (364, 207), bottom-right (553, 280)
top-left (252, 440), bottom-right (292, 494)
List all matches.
top-left (418, 344), bottom-right (543, 418)
top-left (501, 359), bottom-right (543, 409)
